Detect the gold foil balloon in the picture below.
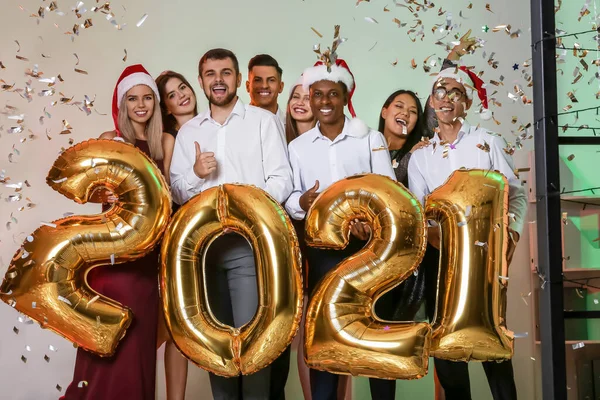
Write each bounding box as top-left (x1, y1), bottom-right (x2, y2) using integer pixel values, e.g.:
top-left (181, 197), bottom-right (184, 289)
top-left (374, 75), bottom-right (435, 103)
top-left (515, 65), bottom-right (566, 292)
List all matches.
top-left (161, 184), bottom-right (303, 376)
top-left (426, 169), bottom-right (513, 362)
top-left (304, 174), bottom-right (431, 380)
top-left (0, 139), bottom-right (171, 356)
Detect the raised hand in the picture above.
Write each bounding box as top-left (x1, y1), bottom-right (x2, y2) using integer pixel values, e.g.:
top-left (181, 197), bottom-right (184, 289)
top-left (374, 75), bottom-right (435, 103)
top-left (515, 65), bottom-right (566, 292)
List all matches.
top-left (193, 141), bottom-right (217, 179)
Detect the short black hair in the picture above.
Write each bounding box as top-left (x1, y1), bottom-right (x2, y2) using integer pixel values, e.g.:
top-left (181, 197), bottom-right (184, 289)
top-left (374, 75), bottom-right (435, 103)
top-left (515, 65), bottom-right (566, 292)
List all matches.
top-left (199, 48), bottom-right (240, 76)
top-left (248, 54), bottom-right (282, 78)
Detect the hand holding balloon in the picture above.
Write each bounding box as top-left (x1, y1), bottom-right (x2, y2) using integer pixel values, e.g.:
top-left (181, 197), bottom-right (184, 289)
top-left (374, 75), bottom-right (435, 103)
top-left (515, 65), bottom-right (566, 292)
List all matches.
top-left (300, 180), bottom-right (320, 212)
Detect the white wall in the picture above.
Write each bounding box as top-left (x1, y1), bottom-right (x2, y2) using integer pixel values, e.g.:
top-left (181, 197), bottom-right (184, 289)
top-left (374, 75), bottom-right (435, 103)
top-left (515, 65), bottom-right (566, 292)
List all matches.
top-left (0, 0), bottom-right (536, 399)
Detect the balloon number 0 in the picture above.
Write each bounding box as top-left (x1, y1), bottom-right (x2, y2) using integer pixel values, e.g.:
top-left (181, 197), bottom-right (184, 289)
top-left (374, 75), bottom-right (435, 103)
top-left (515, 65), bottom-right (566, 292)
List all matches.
top-left (304, 170), bottom-right (513, 380)
top-left (160, 184), bottom-right (303, 377)
top-left (0, 139), bottom-right (171, 356)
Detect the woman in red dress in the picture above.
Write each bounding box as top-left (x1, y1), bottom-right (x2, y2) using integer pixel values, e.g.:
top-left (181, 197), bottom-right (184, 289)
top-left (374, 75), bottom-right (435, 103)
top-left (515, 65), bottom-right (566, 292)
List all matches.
top-left (62, 64), bottom-right (165, 400)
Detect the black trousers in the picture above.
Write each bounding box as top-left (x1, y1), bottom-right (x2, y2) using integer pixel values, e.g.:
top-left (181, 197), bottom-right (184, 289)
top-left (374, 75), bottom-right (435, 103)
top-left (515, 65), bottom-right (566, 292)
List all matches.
top-left (424, 245), bottom-right (518, 400)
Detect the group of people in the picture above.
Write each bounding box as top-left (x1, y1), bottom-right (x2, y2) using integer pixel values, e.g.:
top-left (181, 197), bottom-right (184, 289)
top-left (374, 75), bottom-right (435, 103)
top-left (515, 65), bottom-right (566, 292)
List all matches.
top-left (59, 38), bottom-right (527, 400)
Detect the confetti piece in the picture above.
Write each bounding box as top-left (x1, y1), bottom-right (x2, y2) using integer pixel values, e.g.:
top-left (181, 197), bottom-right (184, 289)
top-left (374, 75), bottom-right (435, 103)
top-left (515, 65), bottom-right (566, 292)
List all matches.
top-left (410, 59), bottom-right (417, 69)
top-left (594, 299), bottom-right (599, 305)
top-left (21, 355), bottom-right (27, 363)
top-left (514, 332), bottom-right (528, 338)
top-left (136, 13), bottom-right (148, 27)
top-left (15, 55), bottom-right (29, 62)
top-left (474, 241), bottom-right (488, 249)
top-left (572, 342), bottom-right (585, 350)
top-left (123, 49), bottom-right (127, 62)
top-left (49, 345), bottom-right (58, 352)
top-left (74, 68), bottom-right (88, 75)
top-left (44, 355), bottom-right (50, 362)
top-left (311, 27), bottom-right (323, 38)
top-left (364, 17), bottom-right (378, 24)
top-left (78, 381), bottom-right (88, 388)
top-left (25, 345), bottom-right (32, 352)
top-left (58, 296), bottom-right (72, 306)
top-left (485, 4), bottom-right (493, 12)
top-left (531, 357), bottom-right (536, 361)
top-left (110, 254), bottom-right (115, 265)
top-left (567, 154), bottom-right (575, 161)
top-left (56, 385), bottom-right (62, 392)
top-left (13, 326), bottom-right (19, 334)
top-left (499, 276), bottom-right (510, 280)
top-left (87, 295), bottom-right (100, 308)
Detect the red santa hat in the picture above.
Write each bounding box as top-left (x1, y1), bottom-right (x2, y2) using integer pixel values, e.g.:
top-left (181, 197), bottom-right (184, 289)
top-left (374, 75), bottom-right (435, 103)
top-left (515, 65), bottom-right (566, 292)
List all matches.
top-left (301, 59), bottom-right (357, 118)
top-left (432, 66), bottom-right (491, 120)
top-left (111, 64), bottom-right (160, 135)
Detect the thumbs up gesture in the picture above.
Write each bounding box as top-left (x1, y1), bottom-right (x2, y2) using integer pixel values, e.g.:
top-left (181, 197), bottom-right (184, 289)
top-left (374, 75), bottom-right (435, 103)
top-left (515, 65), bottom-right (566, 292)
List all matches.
top-left (299, 180), bottom-right (320, 212)
top-left (193, 141), bottom-right (217, 179)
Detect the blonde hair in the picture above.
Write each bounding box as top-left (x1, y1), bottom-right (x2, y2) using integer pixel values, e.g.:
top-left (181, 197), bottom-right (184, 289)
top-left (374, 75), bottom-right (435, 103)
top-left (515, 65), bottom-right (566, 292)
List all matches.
top-left (117, 91), bottom-right (164, 160)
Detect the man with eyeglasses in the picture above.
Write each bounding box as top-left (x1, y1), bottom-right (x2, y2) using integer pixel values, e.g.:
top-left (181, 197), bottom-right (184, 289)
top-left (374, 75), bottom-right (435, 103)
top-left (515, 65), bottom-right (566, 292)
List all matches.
top-left (407, 67), bottom-right (527, 400)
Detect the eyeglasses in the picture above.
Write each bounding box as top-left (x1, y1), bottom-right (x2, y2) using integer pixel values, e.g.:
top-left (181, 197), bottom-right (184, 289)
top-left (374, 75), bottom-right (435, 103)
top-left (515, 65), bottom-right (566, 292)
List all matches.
top-left (433, 87), bottom-right (466, 103)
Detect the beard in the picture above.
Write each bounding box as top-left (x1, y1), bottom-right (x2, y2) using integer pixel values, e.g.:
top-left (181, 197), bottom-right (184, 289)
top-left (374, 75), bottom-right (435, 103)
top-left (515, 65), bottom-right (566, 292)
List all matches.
top-left (206, 87), bottom-right (237, 107)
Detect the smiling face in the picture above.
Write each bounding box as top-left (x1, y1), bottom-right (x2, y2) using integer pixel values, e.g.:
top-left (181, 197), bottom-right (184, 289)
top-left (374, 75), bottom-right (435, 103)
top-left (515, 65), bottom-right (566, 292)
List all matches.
top-left (125, 85), bottom-right (155, 124)
top-left (199, 57), bottom-right (241, 107)
top-left (163, 77), bottom-right (196, 117)
top-left (246, 65), bottom-right (284, 110)
top-left (309, 80), bottom-right (348, 125)
top-left (429, 77), bottom-right (472, 124)
top-left (381, 93), bottom-right (419, 138)
top-left (288, 85), bottom-right (313, 123)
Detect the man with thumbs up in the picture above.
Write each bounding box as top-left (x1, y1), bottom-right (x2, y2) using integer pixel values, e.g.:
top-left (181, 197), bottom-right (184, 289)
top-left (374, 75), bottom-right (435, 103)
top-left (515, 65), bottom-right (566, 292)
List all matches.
top-left (169, 48), bottom-right (292, 400)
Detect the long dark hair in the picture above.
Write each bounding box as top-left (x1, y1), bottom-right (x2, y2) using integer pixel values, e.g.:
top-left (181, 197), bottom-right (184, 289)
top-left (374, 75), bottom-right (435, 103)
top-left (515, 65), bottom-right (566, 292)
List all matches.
top-left (155, 71), bottom-right (198, 134)
top-left (378, 89), bottom-right (426, 159)
top-left (285, 84), bottom-right (316, 144)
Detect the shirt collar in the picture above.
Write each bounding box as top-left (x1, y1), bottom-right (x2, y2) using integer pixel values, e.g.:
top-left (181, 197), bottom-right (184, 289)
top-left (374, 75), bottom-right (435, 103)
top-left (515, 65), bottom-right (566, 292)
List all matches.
top-left (311, 116), bottom-right (356, 142)
top-left (198, 98), bottom-right (246, 126)
top-left (432, 119), bottom-right (472, 144)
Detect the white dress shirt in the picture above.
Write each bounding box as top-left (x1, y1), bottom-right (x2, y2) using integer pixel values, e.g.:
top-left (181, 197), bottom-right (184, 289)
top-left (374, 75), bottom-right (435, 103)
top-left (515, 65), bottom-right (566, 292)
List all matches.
top-left (170, 98), bottom-right (293, 205)
top-left (276, 106), bottom-right (286, 127)
top-left (408, 121), bottom-right (527, 235)
top-left (285, 117), bottom-right (396, 220)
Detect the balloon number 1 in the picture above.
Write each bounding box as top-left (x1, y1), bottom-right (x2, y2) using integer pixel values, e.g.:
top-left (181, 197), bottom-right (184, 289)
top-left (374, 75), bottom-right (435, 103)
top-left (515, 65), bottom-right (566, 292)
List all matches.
top-left (304, 170), bottom-right (512, 379)
top-left (0, 139), bottom-right (171, 356)
top-left (426, 169), bottom-right (513, 362)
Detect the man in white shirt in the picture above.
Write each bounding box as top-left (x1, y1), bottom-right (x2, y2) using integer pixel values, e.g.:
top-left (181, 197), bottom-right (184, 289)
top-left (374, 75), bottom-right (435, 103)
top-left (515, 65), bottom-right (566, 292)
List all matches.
top-left (246, 54), bottom-right (286, 128)
top-left (285, 58), bottom-right (395, 400)
top-left (408, 67), bottom-right (527, 400)
top-left (170, 48), bottom-right (292, 400)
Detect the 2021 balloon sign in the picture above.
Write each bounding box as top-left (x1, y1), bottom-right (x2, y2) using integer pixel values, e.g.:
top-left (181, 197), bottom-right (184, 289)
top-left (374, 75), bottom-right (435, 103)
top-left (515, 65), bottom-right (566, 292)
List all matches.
top-left (0, 139), bottom-right (513, 379)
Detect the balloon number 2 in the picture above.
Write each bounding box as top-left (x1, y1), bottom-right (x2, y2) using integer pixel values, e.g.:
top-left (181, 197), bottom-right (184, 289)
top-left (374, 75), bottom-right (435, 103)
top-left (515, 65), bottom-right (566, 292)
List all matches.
top-left (304, 170), bottom-right (512, 380)
top-left (0, 139), bottom-right (171, 356)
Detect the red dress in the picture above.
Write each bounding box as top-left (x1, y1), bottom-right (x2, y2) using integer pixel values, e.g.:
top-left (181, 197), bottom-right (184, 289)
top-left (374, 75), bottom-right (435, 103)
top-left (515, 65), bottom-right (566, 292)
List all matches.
top-left (62, 140), bottom-right (161, 400)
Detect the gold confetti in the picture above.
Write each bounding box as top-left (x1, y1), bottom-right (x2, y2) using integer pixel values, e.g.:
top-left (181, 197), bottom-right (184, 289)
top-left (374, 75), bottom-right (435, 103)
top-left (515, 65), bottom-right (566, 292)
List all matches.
top-left (15, 55), bottom-right (29, 61)
top-left (122, 49), bottom-right (127, 62)
top-left (311, 27), bottom-right (323, 38)
top-left (567, 91), bottom-right (578, 102)
top-left (567, 154), bottom-right (575, 161)
top-left (476, 141), bottom-right (490, 152)
top-left (485, 3), bottom-right (493, 12)
top-left (410, 58), bottom-right (417, 69)
top-left (383, 5), bottom-right (390, 12)
top-left (390, 59), bottom-right (398, 66)
top-left (74, 68), bottom-right (88, 75)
